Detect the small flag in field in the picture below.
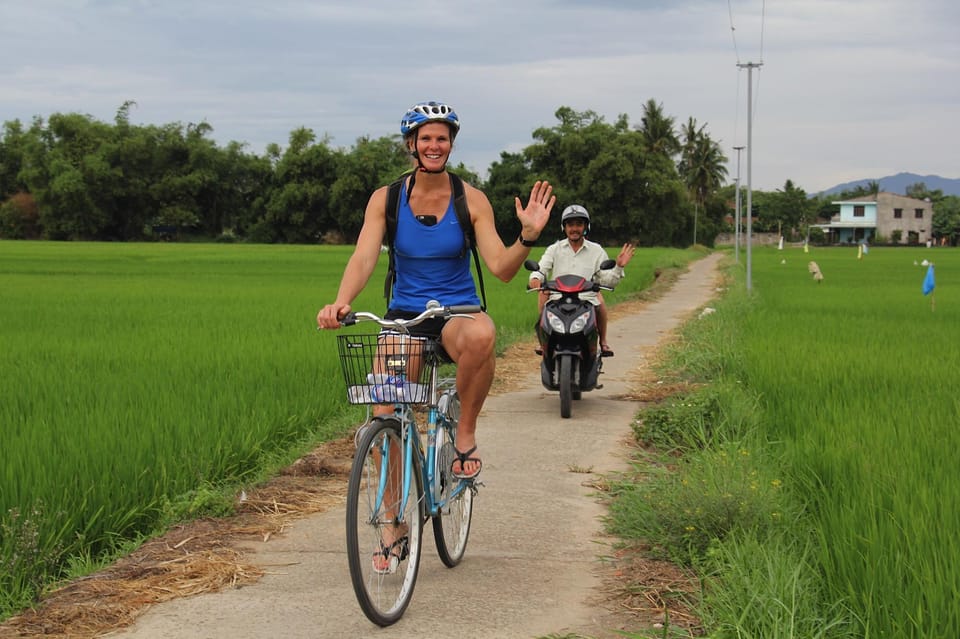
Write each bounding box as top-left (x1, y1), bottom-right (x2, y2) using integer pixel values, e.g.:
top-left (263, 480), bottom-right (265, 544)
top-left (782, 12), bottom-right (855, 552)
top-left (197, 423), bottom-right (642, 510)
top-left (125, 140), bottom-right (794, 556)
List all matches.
top-left (922, 264), bottom-right (935, 295)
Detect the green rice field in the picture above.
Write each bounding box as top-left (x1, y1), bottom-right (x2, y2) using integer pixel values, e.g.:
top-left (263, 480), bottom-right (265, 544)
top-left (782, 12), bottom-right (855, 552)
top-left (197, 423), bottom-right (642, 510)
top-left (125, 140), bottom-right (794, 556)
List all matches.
top-left (0, 239), bottom-right (697, 617)
top-left (674, 245), bottom-right (960, 638)
top-left (744, 246), bottom-right (959, 638)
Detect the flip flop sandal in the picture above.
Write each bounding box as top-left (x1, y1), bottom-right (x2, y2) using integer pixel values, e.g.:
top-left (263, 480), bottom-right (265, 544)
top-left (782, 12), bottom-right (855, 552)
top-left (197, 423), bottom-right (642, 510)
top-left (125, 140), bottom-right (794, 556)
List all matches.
top-left (451, 445), bottom-right (482, 480)
top-left (372, 535), bottom-right (410, 575)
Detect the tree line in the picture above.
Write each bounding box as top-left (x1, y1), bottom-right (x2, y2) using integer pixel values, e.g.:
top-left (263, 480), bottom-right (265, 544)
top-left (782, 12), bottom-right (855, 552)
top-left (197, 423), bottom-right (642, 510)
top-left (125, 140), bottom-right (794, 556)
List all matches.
top-left (6, 99), bottom-right (959, 246)
top-left (0, 98), bottom-right (751, 246)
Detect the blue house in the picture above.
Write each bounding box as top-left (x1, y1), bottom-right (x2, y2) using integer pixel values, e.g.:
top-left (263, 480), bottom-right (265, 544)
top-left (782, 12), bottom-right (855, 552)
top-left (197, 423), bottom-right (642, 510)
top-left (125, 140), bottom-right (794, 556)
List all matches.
top-left (816, 192), bottom-right (933, 245)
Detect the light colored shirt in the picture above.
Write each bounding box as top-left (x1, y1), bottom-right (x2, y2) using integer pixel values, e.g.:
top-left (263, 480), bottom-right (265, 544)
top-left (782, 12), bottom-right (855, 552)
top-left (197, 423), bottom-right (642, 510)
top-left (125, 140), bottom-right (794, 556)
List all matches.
top-left (528, 238), bottom-right (624, 305)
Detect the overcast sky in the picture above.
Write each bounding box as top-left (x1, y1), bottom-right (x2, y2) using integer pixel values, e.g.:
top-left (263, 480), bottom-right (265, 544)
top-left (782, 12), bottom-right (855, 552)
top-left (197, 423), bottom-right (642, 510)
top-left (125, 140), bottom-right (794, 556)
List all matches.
top-left (2, 0), bottom-right (958, 194)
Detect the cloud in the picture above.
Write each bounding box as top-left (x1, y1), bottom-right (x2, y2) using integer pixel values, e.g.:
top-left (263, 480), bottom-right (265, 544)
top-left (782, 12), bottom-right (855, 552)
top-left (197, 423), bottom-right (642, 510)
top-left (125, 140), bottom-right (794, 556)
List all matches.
top-left (2, 0), bottom-right (958, 193)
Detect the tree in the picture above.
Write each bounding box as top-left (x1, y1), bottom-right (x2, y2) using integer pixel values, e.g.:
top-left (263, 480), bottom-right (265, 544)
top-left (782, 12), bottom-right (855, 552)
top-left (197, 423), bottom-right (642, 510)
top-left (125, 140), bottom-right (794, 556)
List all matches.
top-left (763, 179), bottom-right (812, 239)
top-left (327, 135), bottom-right (409, 242)
top-left (906, 182), bottom-right (943, 203)
top-left (0, 119), bottom-right (28, 199)
top-left (18, 112), bottom-right (121, 239)
top-left (0, 192), bottom-right (40, 239)
top-left (3, 101), bottom-right (731, 247)
top-left (639, 99), bottom-right (679, 157)
top-left (526, 106), bottom-right (620, 200)
top-left (484, 151), bottom-right (534, 242)
top-left (677, 117), bottom-right (728, 245)
top-left (256, 127), bottom-right (338, 243)
top-left (932, 196), bottom-right (960, 243)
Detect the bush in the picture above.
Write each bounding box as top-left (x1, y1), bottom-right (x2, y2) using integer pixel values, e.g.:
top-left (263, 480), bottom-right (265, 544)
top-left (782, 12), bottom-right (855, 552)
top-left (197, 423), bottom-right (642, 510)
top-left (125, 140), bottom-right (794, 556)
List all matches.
top-left (0, 193), bottom-right (41, 239)
top-left (608, 441), bottom-right (790, 566)
top-left (633, 382), bottom-right (759, 453)
top-left (807, 227), bottom-right (826, 246)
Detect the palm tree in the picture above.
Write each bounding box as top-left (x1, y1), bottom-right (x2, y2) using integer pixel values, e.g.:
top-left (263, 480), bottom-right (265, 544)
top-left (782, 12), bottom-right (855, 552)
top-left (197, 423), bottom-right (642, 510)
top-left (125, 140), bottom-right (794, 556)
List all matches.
top-left (678, 117), bottom-right (728, 244)
top-left (639, 99), bottom-right (679, 157)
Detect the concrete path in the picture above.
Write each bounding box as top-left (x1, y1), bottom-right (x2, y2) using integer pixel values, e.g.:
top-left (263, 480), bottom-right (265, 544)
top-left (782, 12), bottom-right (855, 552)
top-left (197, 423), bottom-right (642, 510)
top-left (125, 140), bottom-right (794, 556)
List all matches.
top-left (109, 252), bottom-right (723, 639)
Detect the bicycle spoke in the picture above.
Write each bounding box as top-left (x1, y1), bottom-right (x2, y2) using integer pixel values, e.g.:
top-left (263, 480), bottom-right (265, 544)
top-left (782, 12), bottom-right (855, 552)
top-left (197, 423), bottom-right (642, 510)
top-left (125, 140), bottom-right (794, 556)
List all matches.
top-left (432, 395), bottom-right (474, 567)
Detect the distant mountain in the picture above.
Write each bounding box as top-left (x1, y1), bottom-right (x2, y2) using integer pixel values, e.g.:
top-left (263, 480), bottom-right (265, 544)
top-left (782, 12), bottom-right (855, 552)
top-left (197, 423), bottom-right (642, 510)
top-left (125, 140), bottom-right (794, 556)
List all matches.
top-left (817, 172), bottom-right (960, 197)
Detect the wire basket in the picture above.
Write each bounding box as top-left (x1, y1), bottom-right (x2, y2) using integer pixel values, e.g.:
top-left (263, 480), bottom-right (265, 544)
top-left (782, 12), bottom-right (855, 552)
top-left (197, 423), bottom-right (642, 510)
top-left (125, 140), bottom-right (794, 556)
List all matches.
top-left (336, 332), bottom-right (432, 405)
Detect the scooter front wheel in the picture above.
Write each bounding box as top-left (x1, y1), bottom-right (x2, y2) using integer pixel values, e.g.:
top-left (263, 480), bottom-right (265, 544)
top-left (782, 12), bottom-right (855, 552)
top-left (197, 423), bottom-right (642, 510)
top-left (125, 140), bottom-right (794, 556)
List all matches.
top-left (559, 355), bottom-right (573, 418)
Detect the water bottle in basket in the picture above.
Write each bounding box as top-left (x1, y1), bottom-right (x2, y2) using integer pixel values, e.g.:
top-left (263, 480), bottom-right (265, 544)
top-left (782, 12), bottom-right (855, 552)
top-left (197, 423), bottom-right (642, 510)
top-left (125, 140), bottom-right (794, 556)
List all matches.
top-left (367, 373), bottom-right (405, 403)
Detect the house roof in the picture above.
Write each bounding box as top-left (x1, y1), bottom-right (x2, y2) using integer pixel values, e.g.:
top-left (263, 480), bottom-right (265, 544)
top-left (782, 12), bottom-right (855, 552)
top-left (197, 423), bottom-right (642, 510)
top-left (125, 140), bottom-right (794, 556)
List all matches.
top-left (831, 191), bottom-right (932, 206)
top-left (831, 193), bottom-right (879, 205)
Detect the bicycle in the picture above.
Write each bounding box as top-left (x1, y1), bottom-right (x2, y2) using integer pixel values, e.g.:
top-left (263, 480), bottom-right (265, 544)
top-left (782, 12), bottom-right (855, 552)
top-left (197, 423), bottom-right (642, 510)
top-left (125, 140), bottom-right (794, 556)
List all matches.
top-left (334, 301), bottom-right (482, 626)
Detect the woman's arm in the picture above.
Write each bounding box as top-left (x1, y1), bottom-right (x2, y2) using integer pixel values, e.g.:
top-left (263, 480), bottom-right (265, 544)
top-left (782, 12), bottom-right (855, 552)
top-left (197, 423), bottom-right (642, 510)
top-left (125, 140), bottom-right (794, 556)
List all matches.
top-left (468, 180), bottom-right (555, 282)
top-left (316, 187), bottom-right (389, 328)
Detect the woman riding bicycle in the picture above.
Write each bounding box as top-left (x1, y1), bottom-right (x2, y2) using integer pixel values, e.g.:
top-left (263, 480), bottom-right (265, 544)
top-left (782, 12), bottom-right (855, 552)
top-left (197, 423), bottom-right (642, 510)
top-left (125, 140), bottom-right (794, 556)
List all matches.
top-left (317, 100), bottom-right (554, 493)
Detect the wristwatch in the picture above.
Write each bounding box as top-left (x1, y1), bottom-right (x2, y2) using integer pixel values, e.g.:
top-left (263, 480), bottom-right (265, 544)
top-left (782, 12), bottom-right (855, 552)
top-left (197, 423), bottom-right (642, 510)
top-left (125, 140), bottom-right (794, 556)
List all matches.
top-left (518, 233), bottom-right (537, 247)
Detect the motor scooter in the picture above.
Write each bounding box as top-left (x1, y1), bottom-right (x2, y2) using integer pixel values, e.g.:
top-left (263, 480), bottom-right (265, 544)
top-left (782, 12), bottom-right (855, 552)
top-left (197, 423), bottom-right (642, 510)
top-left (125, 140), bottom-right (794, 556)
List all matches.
top-left (524, 258), bottom-right (617, 418)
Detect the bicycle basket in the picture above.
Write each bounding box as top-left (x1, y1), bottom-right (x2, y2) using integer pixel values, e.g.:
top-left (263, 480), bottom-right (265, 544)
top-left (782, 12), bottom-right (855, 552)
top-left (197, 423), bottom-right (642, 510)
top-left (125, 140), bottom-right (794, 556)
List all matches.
top-left (336, 332), bottom-right (432, 405)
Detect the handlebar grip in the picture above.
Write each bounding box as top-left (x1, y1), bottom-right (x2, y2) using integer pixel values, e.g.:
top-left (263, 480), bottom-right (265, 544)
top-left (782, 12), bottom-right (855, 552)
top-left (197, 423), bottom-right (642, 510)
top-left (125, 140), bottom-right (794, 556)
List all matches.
top-left (448, 305), bottom-right (483, 315)
top-left (339, 312), bottom-right (358, 326)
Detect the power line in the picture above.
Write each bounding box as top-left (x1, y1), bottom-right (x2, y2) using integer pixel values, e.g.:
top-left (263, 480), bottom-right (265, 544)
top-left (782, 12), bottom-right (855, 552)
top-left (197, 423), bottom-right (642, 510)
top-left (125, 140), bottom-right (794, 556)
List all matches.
top-left (727, 0), bottom-right (741, 64)
top-left (728, 1), bottom-right (767, 66)
top-left (759, 0), bottom-right (766, 64)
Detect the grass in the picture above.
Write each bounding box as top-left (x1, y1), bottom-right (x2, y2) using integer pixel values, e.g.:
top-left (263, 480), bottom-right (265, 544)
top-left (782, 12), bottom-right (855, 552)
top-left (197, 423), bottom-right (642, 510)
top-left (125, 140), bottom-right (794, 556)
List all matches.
top-left (607, 245), bottom-right (960, 638)
top-left (0, 239), bottom-right (700, 619)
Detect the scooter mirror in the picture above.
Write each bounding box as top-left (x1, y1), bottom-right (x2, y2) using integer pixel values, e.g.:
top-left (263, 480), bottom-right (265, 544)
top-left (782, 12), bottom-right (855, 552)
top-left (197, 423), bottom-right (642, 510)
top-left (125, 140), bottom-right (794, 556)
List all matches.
top-left (598, 259), bottom-right (616, 270)
top-left (524, 259), bottom-right (541, 272)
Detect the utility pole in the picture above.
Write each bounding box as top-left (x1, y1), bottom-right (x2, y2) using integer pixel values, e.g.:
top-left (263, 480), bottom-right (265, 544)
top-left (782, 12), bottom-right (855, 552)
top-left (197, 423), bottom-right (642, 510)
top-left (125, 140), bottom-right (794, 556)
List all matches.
top-left (733, 145), bottom-right (744, 263)
top-left (738, 61), bottom-right (762, 291)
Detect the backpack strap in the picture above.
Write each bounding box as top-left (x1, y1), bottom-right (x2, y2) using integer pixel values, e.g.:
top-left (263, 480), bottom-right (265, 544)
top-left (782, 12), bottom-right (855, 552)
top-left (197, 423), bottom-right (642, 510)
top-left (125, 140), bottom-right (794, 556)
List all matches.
top-left (383, 173), bottom-right (487, 311)
top-left (449, 174), bottom-right (487, 311)
top-left (383, 177), bottom-right (403, 305)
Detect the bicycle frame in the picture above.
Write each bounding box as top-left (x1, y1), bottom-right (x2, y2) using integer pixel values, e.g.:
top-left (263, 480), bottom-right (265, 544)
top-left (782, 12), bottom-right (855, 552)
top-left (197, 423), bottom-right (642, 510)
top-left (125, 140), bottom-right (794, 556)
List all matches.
top-left (378, 347), bottom-right (470, 527)
top-left (341, 303), bottom-right (479, 528)
top-left (338, 301), bottom-right (480, 625)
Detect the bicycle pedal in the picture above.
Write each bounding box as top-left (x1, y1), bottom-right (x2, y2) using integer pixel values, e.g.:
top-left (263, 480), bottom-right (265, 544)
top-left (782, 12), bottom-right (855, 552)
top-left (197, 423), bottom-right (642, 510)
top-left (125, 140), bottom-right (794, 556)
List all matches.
top-left (534, 348), bottom-right (543, 355)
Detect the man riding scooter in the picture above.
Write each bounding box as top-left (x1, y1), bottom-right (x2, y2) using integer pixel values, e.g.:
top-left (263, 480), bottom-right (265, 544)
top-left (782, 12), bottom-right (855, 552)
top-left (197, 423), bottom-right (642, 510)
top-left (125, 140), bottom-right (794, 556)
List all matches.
top-left (528, 205), bottom-right (635, 356)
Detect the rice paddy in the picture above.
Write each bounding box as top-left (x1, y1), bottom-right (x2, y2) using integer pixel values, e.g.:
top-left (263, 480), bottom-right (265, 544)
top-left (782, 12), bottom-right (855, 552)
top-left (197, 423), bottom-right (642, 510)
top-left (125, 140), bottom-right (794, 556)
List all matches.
top-left (0, 239), bottom-right (695, 617)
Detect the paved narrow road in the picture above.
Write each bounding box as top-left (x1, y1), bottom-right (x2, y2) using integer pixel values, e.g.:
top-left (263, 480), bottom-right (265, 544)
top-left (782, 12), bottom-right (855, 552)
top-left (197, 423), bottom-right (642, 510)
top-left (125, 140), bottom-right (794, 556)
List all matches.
top-left (110, 253), bottom-right (723, 639)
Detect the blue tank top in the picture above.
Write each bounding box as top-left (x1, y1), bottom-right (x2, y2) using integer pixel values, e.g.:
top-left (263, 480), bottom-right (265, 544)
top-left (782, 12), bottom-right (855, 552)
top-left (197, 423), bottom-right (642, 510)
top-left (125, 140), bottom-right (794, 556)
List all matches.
top-left (389, 181), bottom-right (480, 312)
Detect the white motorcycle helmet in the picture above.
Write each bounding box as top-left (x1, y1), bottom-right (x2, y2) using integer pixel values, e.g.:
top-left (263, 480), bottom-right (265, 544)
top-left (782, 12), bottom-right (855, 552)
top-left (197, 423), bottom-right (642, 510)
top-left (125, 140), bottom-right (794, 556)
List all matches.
top-left (560, 204), bottom-right (590, 234)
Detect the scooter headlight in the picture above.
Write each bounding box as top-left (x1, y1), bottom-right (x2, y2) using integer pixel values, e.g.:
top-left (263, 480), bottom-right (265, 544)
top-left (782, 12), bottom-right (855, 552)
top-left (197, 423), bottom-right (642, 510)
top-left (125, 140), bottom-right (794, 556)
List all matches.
top-left (546, 310), bottom-right (566, 334)
top-left (569, 310), bottom-right (591, 334)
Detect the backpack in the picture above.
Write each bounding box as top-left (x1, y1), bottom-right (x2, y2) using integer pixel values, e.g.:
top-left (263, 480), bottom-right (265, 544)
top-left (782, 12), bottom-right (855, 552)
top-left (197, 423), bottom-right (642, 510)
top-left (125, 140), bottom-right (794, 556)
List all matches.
top-left (383, 172), bottom-right (487, 310)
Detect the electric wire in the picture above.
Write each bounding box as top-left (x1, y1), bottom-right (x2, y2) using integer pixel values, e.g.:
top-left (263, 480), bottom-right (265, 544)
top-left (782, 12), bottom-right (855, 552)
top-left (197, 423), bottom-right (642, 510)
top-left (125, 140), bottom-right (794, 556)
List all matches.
top-left (728, 1), bottom-right (767, 136)
top-left (727, 0), bottom-right (741, 64)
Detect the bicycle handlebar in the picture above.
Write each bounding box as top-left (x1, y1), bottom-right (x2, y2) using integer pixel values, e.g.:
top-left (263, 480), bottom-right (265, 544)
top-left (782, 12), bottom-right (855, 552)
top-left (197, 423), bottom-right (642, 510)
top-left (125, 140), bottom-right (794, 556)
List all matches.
top-left (339, 301), bottom-right (482, 331)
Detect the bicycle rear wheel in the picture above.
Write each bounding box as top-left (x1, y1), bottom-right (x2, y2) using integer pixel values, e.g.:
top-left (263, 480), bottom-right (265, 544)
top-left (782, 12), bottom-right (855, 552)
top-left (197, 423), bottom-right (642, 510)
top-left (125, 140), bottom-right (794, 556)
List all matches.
top-left (432, 393), bottom-right (474, 567)
top-left (346, 417), bottom-right (424, 626)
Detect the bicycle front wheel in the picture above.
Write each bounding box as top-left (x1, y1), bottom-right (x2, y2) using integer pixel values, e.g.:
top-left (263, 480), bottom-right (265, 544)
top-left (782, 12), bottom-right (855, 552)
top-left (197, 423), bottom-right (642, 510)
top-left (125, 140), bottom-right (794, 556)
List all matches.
top-left (346, 417), bottom-right (424, 626)
top-left (432, 396), bottom-right (474, 567)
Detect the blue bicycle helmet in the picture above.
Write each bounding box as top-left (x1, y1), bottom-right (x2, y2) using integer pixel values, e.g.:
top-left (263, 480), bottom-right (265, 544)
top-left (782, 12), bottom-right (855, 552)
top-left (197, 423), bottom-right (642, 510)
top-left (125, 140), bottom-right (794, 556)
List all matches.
top-left (400, 101), bottom-right (460, 140)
